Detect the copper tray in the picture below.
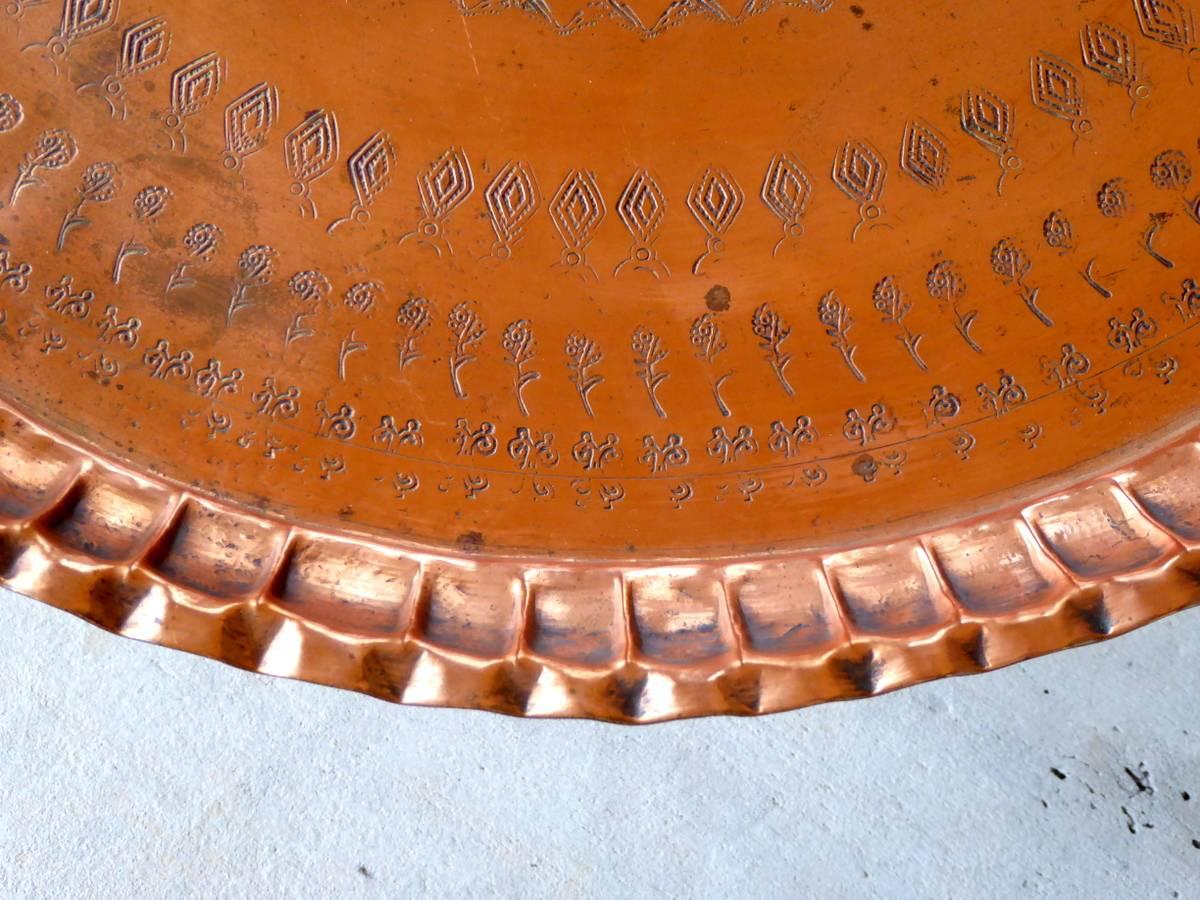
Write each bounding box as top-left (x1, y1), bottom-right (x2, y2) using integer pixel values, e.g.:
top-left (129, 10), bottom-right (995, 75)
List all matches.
top-left (2, 0), bottom-right (1200, 722)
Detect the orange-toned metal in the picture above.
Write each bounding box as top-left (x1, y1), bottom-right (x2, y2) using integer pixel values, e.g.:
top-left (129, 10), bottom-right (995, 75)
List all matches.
top-left (2, 0), bottom-right (1200, 721)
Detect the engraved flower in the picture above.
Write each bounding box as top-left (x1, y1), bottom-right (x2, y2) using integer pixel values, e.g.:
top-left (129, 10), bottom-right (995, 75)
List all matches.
top-left (183, 223), bottom-right (222, 261)
top-left (990, 238), bottom-right (1031, 284)
top-left (447, 301), bottom-right (485, 342)
top-left (0, 93), bottom-right (25, 132)
top-left (1150, 150), bottom-right (1192, 190)
top-left (1041, 210), bottom-right (1073, 253)
top-left (751, 303), bottom-right (788, 343)
top-left (631, 326), bottom-right (659, 359)
top-left (134, 185), bottom-right (172, 220)
top-left (689, 313), bottom-right (726, 362)
top-left (31, 129), bottom-right (77, 169)
top-left (344, 281), bottom-right (381, 315)
top-left (926, 260), bottom-right (966, 300)
top-left (565, 332), bottom-right (593, 363)
top-left (288, 269), bottom-right (331, 302)
top-left (818, 292), bottom-right (845, 330)
top-left (78, 162), bottom-right (117, 204)
top-left (396, 295), bottom-right (432, 333)
top-left (872, 275), bottom-right (909, 322)
top-left (1097, 179), bottom-right (1129, 218)
top-left (237, 245), bottom-right (277, 286)
top-left (502, 319), bottom-right (535, 360)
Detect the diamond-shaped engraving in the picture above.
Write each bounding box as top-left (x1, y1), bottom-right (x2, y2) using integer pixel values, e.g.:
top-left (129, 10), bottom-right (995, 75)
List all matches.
top-left (222, 82), bottom-right (280, 171)
top-left (761, 152), bottom-right (813, 256)
top-left (832, 139), bottom-right (887, 240)
top-left (900, 120), bottom-right (949, 191)
top-left (1080, 20), bottom-right (1151, 113)
top-left (160, 52), bottom-right (226, 153)
top-left (77, 17), bottom-right (172, 120)
top-left (687, 166), bottom-right (744, 274)
top-left (400, 148), bottom-right (475, 256)
top-left (285, 109), bottom-right (340, 218)
top-left (1031, 52), bottom-right (1092, 138)
top-left (960, 88), bottom-right (1022, 195)
top-left (550, 169), bottom-right (606, 281)
top-left (484, 161), bottom-right (540, 260)
top-left (615, 168), bottom-right (669, 278)
top-left (327, 131), bottom-right (397, 234)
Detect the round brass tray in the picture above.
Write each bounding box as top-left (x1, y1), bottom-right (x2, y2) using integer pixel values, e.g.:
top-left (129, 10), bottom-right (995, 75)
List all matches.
top-left (2, 0), bottom-right (1200, 722)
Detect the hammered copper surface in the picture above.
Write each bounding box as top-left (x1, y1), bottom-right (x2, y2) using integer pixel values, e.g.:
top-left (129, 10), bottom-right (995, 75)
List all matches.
top-left (2, 0), bottom-right (1200, 721)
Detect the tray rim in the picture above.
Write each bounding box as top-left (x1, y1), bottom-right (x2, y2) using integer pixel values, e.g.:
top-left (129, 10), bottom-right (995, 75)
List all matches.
top-left (1, 394), bottom-right (1198, 723)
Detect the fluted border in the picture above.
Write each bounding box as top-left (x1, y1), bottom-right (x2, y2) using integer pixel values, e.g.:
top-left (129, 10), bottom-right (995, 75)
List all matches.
top-left (2, 396), bottom-right (1199, 723)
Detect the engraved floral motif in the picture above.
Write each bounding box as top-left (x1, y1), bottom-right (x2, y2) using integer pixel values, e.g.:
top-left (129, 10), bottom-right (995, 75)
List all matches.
top-left (507, 427), bottom-right (559, 471)
top-left (288, 269), bottom-right (331, 302)
top-left (0, 249), bottom-right (33, 294)
top-left (343, 281), bottom-right (381, 315)
top-left (316, 401), bottom-right (359, 442)
top-left (134, 185), bottom-right (172, 220)
top-left (706, 425), bottom-right (757, 465)
top-left (977, 372), bottom-right (1028, 417)
top-left (373, 416), bottom-right (423, 453)
top-left (818, 291), bottom-right (865, 382)
top-left (565, 332), bottom-right (604, 418)
top-left (453, 418), bottom-right (498, 457)
top-left (925, 386), bottom-right (961, 426)
top-left (632, 326), bottom-right (670, 419)
top-left (1107, 307), bottom-right (1158, 354)
top-left (1042, 210), bottom-right (1073, 253)
top-left (768, 417), bottom-right (817, 459)
top-left (927, 259), bottom-right (981, 354)
top-left (6, 129), bottom-right (77, 208)
top-left (690, 313), bottom-right (733, 417)
top-left (396, 296), bottom-right (433, 375)
top-left (842, 404), bottom-right (895, 447)
top-left (447, 301), bottom-right (486, 400)
top-left (0, 93), bottom-right (23, 133)
top-left (640, 433), bottom-right (689, 474)
top-left (991, 237), bottom-right (1052, 327)
top-left (502, 319), bottom-right (540, 417)
top-left (751, 303), bottom-right (795, 396)
top-left (1097, 178), bottom-right (1129, 218)
top-left (1150, 150), bottom-right (1192, 191)
top-left (872, 276), bottom-right (926, 371)
top-left (571, 431), bottom-right (621, 472)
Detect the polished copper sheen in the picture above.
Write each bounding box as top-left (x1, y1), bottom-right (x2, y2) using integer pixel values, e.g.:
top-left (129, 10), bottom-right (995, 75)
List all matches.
top-left (2, 0), bottom-right (1200, 722)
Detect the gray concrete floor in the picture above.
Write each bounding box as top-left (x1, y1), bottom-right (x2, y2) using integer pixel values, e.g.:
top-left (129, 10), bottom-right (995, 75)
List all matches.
top-left (0, 584), bottom-right (1197, 899)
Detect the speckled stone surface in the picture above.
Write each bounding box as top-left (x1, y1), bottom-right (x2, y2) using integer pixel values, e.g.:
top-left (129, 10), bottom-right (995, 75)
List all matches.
top-left (1, 585), bottom-right (1197, 899)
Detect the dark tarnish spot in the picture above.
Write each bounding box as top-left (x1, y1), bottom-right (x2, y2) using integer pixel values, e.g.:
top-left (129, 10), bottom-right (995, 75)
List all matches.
top-left (607, 669), bottom-right (649, 720)
top-left (837, 648), bottom-right (883, 695)
top-left (705, 284), bottom-right (732, 312)
top-left (1072, 593), bottom-right (1114, 635)
top-left (482, 665), bottom-right (535, 714)
top-left (362, 646), bottom-right (422, 699)
top-left (849, 4), bottom-right (865, 15)
top-left (0, 533), bottom-right (20, 576)
top-left (456, 531), bottom-right (485, 553)
top-left (220, 607), bottom-right (279, 671)
top-left (85, 576), bottom-right (145, 632)
top-left (959, 626), bottom-right (989, 670)
top-left (719, 668), bottom-right (763, 714)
